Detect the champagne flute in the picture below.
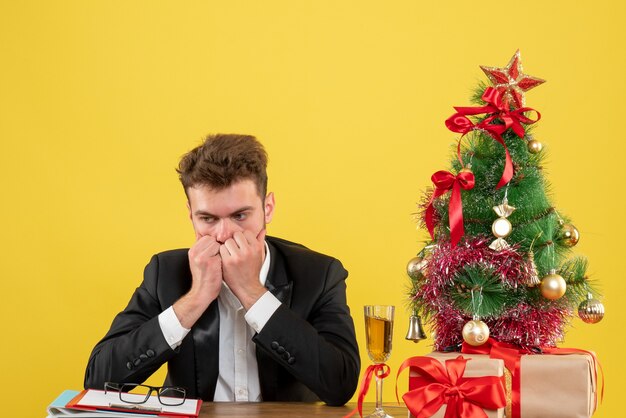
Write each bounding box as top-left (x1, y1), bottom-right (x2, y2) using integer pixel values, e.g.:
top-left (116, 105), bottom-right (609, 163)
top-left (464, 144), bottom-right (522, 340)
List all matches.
top-left (364, 305), bottom-right (395, 418)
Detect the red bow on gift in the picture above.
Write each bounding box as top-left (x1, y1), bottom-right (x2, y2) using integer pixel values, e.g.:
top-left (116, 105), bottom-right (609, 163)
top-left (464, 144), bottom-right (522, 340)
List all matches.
top-left (396, 355), bottom-right (506, 418)
top-left (445, 87), bottom-right (540, 189)
top-left (425, 169), bottom-right (475, 246)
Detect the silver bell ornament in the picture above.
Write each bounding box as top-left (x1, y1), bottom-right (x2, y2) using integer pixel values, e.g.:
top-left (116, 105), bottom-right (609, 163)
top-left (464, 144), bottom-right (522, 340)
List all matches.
top-left (405, 310), bottom-right (427, 342)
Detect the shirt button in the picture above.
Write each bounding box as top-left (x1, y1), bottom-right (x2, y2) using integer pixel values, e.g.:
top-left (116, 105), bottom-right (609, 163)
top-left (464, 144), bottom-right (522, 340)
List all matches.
top-left (237, 348), bottom-right (244, 355)
top-left (238, 389), bottom-right (245, 395)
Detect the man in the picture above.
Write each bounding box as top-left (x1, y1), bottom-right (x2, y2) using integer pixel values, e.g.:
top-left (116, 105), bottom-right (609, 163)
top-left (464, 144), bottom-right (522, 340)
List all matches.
top-left (84, 134), bottom-right (360, 406)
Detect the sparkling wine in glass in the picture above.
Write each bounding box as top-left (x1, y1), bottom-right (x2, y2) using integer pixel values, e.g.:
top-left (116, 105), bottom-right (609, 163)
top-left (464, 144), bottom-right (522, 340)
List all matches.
top-left (364, 305), bottom-right (394, 418)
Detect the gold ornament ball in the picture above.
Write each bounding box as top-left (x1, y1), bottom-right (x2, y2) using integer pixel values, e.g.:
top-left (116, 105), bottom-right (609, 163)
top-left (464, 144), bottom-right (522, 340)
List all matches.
top-left (407, 256), bottom-right (428, 279)
top-left (492, 217), bottom-right (512, 238)
top-left (540, 273), bottom-right (567, 300)
top-left (560, 223), bottom-right (580, 247)
top-left (462, 320), bottom-right (490, 346)
top-left (578, 298), bottom-right (605, 324)
top-left (528, 139), bottom-right (543, 153)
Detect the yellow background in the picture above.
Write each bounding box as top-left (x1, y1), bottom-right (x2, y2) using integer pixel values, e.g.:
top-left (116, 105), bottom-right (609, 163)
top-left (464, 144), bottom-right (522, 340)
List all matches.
top-left (1, 1), bottom-right (623, 416)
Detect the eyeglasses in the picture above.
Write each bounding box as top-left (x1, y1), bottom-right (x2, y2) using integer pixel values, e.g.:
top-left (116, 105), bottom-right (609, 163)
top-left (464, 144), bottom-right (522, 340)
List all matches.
top-left (104, 382), bottom-right (186, 406)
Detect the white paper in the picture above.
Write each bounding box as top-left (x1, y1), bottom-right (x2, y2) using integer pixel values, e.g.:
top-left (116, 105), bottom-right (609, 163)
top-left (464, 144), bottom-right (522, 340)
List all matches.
top-left (77, 390), bottom-right (199, 415)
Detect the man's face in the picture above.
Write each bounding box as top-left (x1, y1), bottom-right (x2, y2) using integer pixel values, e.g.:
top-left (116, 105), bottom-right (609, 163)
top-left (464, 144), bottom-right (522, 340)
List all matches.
top-left (187, 179), bottom-right (274, 243)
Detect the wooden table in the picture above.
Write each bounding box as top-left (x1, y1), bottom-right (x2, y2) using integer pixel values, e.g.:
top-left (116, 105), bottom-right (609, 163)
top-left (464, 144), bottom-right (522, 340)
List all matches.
top-left (198, 402), bottom-right (408, 417)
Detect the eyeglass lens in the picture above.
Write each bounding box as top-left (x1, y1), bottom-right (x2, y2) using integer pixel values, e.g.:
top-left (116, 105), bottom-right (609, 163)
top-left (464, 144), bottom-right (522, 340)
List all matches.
top-left (119, 384), bottom-right (152, 404)
top-left (158, 387), bottom-right (186, 406)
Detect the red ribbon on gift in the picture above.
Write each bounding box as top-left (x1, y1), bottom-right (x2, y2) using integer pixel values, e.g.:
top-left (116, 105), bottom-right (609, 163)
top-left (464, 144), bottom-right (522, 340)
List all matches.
top-left (343, 363), bottom-right (390, 418)
top-left (425, 169), bottom-right (475, 246)
top-left (462, 338), bottom-right (525, 418)
top-left (445, 87), bottom-right (541, 189)
top-left (396, 355), bottom-right (506, 418)
top-left (462, 338), bottom-right (604, 418)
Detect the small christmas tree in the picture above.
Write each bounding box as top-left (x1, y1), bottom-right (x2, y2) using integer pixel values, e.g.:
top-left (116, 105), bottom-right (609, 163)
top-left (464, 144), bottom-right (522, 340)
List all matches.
top-left (407, 50), bottom-right (605, 351)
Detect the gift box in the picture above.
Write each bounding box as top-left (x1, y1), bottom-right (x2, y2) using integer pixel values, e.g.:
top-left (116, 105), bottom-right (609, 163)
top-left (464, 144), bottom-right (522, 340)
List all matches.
top-left (517, 352), bottom-right (597, 418)
top-left (404, 352), bottom-right (506, 418)
top-left (459, 338), bottom-right (600, 418)
top-left (404, 351), bottom-right (598, 418)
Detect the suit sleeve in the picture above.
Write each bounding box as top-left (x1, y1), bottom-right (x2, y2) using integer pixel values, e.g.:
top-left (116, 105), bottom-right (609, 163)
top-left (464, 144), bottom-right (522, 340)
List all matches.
top-left (252, 258), bottom-right (360, 406)
top-left (84, 255), bottom-right (176, 389)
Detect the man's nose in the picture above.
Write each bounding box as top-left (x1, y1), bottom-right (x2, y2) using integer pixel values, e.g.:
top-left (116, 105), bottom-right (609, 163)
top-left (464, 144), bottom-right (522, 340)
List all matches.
top-left (215, 219), bottom-right (235, 244)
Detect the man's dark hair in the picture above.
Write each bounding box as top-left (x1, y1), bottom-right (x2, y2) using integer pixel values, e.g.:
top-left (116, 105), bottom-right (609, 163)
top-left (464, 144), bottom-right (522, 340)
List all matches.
top-left (177, 134), bottom-right (268, 197)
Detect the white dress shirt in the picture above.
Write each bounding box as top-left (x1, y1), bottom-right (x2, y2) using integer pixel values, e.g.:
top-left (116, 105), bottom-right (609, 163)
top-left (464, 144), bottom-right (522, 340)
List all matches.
top-left (157, 242), bottom-right (281, 401)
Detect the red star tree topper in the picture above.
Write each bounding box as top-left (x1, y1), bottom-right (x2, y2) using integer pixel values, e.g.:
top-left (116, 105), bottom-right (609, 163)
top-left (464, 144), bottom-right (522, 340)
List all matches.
top-left (480, 49), bottom-right (546, 109)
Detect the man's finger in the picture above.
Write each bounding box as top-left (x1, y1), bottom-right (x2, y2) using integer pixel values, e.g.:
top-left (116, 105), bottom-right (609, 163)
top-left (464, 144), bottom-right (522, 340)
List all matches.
top-left (221, 238), bottom-right (239, 257)
top-left (232, 231), bottom-right (249, 248)
top-left (202, 240), bottom-right (221, 257)
top-left (241, 229), bottom-right (257, 246)
top-left (191, 235), bottom-right (219, 256)
top-left (256, 228), bottom-right (267, 244)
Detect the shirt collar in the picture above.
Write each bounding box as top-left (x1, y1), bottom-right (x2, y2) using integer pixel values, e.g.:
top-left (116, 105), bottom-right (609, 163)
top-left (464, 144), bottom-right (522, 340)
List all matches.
top-left (259, 241), bottom-right (271, 286)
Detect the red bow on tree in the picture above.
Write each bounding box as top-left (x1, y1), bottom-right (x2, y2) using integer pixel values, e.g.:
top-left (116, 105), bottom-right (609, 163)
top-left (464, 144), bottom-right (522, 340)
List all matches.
top-left (445, 87), bottom-right (540, 189)
top-left (396, 355), bottom-right (506, 418)
top-left (425, 169), bottom-right (475, 246)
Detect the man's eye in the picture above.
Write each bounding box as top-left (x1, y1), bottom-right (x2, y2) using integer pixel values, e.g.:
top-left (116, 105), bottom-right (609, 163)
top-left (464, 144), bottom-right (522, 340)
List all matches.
top-left (201, 217), bottom-right (216, 223)
top-left (233, 213), bottom-right (247, 221)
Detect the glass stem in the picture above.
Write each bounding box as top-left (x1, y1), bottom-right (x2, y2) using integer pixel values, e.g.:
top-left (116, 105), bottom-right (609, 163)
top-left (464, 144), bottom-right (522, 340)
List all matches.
top-left (375, 375), bottom-right (383, 412)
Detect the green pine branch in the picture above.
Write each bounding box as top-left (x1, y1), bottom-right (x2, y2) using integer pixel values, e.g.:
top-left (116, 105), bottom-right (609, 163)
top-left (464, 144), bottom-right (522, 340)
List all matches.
top-left (449, 265), bottom-right (522, 317)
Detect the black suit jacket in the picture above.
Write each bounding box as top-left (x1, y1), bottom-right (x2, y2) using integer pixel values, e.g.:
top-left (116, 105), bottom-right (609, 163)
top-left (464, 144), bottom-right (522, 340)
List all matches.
top-left (84, 236), bottom-right (360, 406)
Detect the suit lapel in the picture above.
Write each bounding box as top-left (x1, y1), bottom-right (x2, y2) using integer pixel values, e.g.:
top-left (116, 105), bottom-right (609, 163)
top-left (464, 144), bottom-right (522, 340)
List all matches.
top-left (257, 239), bottom-right (292, 400)
top-left (264, 240), bottom-right (293, 305)
top-left (192, 300), bottom-right (220, 400)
